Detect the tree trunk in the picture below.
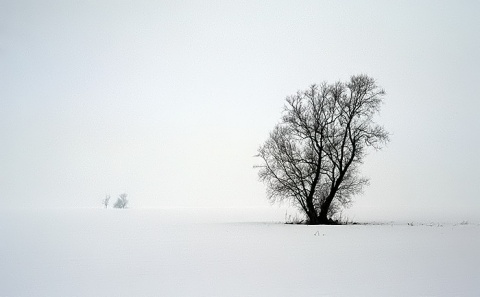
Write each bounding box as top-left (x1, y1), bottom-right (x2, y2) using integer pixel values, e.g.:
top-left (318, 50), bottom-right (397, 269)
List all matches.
top-left (307, 212), bottom-right (319, 224)
top-left (319, 161), bottom-right (353, 223)
top-left (306, 202), bottom-right (319, 224)
top-left (318, 197), bottom-right (333, 224)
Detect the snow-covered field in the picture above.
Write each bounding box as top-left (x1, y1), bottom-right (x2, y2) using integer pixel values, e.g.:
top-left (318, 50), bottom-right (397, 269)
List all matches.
top-left (1, 208), bottom-right (479, 297)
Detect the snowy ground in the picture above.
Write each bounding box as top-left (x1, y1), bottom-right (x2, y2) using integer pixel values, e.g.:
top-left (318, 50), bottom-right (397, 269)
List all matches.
top-left (1, 208), bottom-right (479, 297)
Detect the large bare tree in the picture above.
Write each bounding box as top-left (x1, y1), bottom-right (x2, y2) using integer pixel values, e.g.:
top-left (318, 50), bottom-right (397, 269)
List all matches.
top-left (256, 75), bottom-right (389, 224)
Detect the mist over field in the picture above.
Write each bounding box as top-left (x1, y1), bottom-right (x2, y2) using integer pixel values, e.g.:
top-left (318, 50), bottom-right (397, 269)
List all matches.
top-left (2, 0), bottom-right (479, 221)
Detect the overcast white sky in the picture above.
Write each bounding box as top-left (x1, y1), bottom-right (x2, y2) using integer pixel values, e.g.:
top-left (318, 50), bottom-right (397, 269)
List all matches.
top-left (1, 0), bottom-right (479, 221)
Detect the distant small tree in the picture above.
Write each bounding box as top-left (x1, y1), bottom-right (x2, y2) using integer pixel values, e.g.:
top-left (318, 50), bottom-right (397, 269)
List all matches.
top-left (113, 193), bottom-right (128, 209)
top-left (102, 195), bottom-right (111, 208)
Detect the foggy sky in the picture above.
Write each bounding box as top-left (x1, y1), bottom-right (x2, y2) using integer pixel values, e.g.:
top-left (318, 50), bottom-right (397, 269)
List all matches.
top-left (1, 0), bottom-right (479, 221)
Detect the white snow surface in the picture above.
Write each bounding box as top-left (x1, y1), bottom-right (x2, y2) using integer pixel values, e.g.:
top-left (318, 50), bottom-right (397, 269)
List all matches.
top-left (1, 208), bottom-right (479, 297)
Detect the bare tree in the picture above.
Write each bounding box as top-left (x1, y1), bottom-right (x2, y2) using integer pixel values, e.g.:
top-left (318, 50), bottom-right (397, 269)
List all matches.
top-left (113, 193), bottom-right (128, 209)
top-left (256, 75), bottom-right (389, 224)
top-left (102, 195), bottom-right (111, 208)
